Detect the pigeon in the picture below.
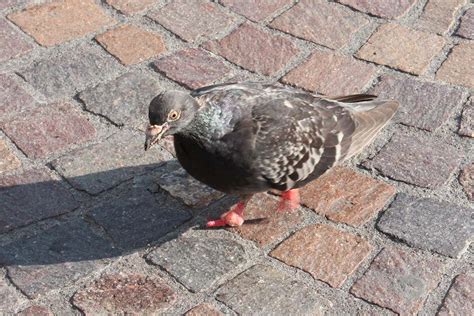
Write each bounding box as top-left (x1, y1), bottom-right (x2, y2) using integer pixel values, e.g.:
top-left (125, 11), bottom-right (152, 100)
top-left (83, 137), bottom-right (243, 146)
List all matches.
top-left (145, 82), bottom-right (398, 227)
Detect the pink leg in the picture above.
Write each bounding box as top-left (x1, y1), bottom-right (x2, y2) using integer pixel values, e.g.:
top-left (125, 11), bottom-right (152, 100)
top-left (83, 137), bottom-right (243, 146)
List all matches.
top-left (277, 189), bottom-right (300, 212)
top-left (206, 196), bottom-right (252, 227)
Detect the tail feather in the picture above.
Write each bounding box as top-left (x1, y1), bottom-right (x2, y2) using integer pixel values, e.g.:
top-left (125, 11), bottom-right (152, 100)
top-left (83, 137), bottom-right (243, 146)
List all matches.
top-left (330, 94), bottom-right (377, 103)
top-left (344, 100), bottom-right (399, 159)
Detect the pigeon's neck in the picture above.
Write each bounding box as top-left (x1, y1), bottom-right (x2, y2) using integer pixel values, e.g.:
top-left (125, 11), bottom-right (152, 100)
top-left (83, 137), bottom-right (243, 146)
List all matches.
top-left (180, 105), bottom-right (235, 141)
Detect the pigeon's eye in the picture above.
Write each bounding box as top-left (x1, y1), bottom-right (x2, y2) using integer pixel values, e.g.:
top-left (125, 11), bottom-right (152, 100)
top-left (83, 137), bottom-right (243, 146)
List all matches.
top-left (168, 110), bottom-right (181, 121)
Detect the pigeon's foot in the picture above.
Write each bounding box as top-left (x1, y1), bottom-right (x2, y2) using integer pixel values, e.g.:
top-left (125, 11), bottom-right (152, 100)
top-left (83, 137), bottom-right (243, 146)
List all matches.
top-left (206, 196), bottom-right (252, 228)
top-left (277, 189), bottom-right (300, 212)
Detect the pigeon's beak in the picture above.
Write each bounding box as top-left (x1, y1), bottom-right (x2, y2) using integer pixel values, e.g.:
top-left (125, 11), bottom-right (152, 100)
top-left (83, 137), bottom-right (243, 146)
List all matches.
top-left (144, 123), bottom-right (169, 151)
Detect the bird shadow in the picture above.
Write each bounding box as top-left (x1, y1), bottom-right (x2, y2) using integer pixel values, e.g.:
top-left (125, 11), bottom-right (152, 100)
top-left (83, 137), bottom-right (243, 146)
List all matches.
top-left (0, 162), bottom-right (239, 270)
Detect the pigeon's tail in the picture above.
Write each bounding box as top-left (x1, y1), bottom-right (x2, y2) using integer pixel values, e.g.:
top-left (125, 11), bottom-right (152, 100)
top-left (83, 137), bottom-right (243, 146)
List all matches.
top-left (344, 100), bottom-right (399, 159)
top-left (330, 93), bottom-right (377, 103)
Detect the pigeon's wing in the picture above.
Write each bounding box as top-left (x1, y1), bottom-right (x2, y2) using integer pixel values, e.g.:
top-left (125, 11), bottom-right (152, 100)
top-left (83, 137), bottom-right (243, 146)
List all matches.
top-left (250, 98), bottom-right (351, 191)
top-left (251, 96), bottom-right (398, 191)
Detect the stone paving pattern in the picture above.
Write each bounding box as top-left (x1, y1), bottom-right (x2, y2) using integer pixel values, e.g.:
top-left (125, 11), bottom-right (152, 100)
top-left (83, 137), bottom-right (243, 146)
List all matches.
top-left (0, 0), bottom-right (472, 315)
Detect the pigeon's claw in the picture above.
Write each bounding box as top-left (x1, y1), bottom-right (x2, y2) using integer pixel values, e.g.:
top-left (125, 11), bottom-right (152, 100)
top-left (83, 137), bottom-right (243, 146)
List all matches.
top-left (206, 201), bottom-right (246, 228)
top-left (277, 189), bottom-right (300, 212)
top-left (206, 218), bottom-right (227, 227)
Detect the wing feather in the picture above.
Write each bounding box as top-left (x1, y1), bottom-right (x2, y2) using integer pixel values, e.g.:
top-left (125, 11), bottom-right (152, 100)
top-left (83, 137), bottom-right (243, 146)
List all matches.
top-left (251, 97), bottom-right (397, 190)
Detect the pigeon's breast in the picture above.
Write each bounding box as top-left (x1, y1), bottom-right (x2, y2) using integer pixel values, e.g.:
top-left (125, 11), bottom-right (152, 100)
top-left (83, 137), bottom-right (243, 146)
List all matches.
top-left (173, 134), bottom-right (269, 195)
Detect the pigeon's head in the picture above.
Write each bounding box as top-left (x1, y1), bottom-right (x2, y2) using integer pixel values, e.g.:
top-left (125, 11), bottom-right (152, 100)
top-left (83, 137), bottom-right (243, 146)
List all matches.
top-left (145, 90), bottom-right (199, 151)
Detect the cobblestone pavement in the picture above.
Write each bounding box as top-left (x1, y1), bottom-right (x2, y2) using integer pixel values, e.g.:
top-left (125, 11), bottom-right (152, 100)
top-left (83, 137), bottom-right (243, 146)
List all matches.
top-left (0, 0), bottom-right (472, 315)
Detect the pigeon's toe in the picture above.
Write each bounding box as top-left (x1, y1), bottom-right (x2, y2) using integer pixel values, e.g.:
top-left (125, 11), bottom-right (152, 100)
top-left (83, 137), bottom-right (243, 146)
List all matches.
top-left (206, 218), bottom-right (228, 227)
top-left (206, 201), bottom-right (247, 228)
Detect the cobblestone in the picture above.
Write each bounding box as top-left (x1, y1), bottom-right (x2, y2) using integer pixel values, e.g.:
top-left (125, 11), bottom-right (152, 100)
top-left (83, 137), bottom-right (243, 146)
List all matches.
top-left (147, 232), bottom-right (248, 292)
top-left (438, 274), bottom-right (474, 316)
top-left (282, 50), bottom-right (377, 96)
top-left (106, 0), bottom-right (155, 15)
top-left (18, 43), bottom-right (122, 99)
top-left (357, 23), bottom-right (445, 75)
top-left (337, 0), bottom-right (416, 19)
top-left (369, 75), bottom-right (465, 131)
top-left (216, 264), bottom-right (327, 315)
top-left (1, 102), bottom-right (96, 159)
top-left (17, 306), bottom-right (54, 316)
top-left (456, 7), bottom-right (474, 39)
top-left (96, 25), bottom-right (166, 65)
top-left (0, 219), bottom-right (118, 298)
top-left (350, 247), bottom-right (444, 315)
top-left (436, 42), bottom-right (474, 88)
top-left (377, 193), bottom-right (472, 258)
top-left (459, 163), bottom-right (473, 201)
top-left (72, 273), bottom-right (176, 314)
top-left (0, 73), bottom-right (37, 121)
top-left (0, 17), bottom-right (32, 62)
top-left (300, 166), bottom-right (396, 227)
top-left (203, 23), bottom-right (299, 76)
top-left (0, 0), bottom-right (27, 10)
top-left (271, 224), bottom-right (372, 288)
top-left (0, 271), bottom-right (27, 314)
top-left (185, 303), bottom-right (223, 316)
top-left (0, 169), bottom-right (78, 233)
top-left (459, 99), bottom-right (473, 137)
top-left (153, 160), bottom-right (224, 208)
top-left (79, 71), bottom-right (161, 129)
top-left (51, 131), bottom-right (172, 195)
top-left (154, 48), bottom-right (232, 90)
top-left (8, 0), bottom-right (115, 47)
top-left (148, 0), bottom-right (236, 43)
top-left (271, 0), bottom-right (369, 49)
top-left (221, 0), bottom-right (292, 22)
top-left (0, 139), bottom-right (21, 174)
top-left (416, 0), bottom-right (466, 35)
top-left (229, 193), bottom-right (302, 246)
top-left (364, 133), bottom-right (462, 189)
top-left (89, 188), bottom-right (191, 249)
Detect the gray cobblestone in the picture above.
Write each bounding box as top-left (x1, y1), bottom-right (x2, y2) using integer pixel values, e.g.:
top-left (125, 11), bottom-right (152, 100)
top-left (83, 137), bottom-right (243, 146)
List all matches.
top-left (0, 270), bottom-right (28, 314)
top-left (0, 169), bottom-right (78, 233)
top-left (377, 193), bottom-right (473, 258)
top-left (153, 160), bottom-right (224, 208)
top-left (79, 71), bottom-right (161, 129)
top-left (89, 187), bottom-right (191, 249)
top-left (369, 75), bottom-right (465, 131)
top-left (51, 130), bottom-right (173, 195)
top-left (147, 231), bottom-right (248, 292)
top-left (0, 219), bottom-right (118, 298)
top-left (18, 43), bottom-right (122, 100)
top-left (216, 264), bottom-right (328, 315)
top-left (364, 133), bottom-right (462, 189)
